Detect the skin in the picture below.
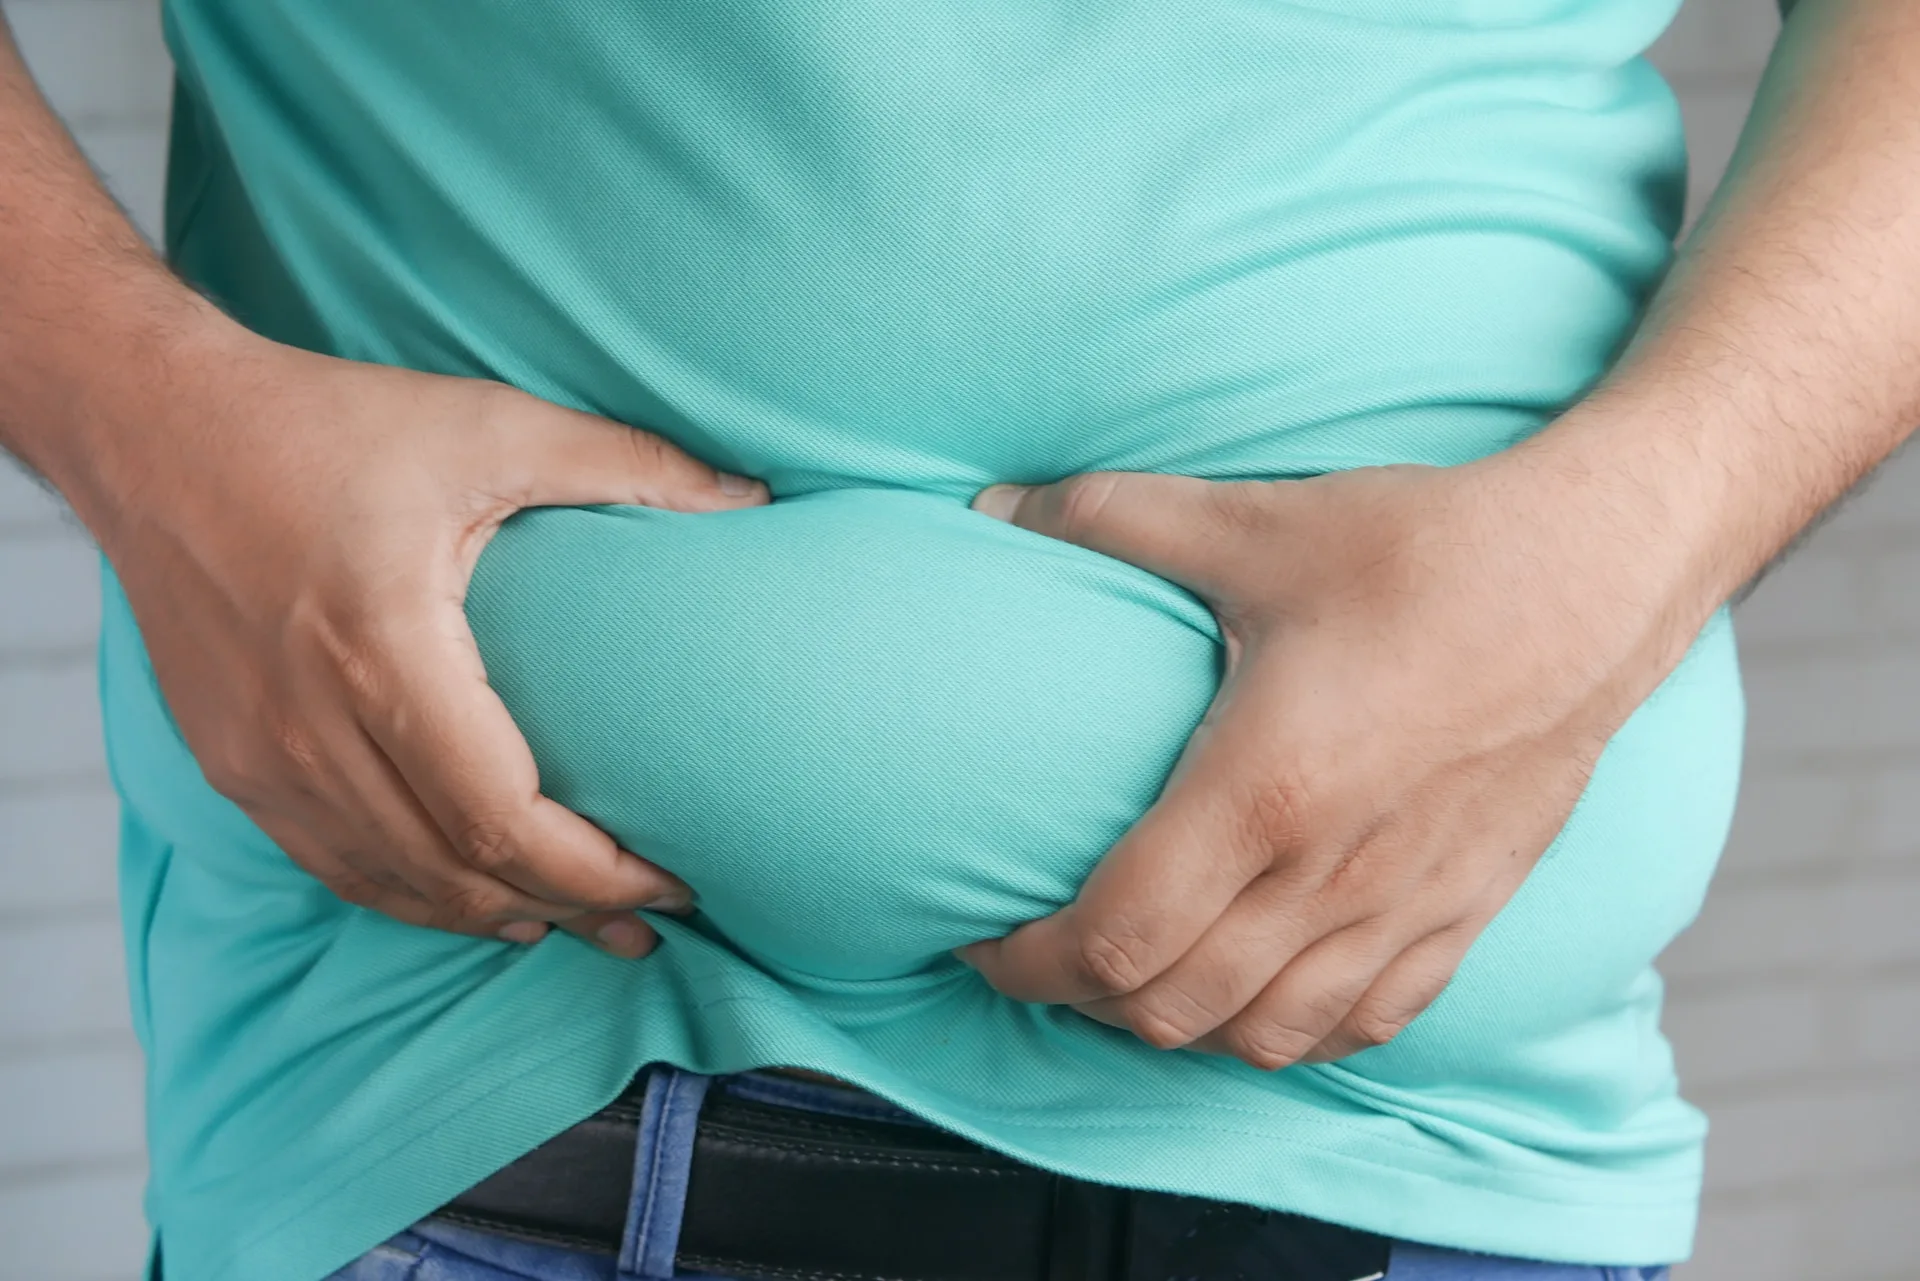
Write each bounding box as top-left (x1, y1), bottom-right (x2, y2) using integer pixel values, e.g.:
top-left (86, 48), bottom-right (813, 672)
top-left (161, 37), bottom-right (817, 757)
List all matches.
top-left (0, 19), bottom-right (769, 960)
top-left (962, 0), bottom-right (1920, 1065)
top-left (0, 0), bottom-right (1913, 1068)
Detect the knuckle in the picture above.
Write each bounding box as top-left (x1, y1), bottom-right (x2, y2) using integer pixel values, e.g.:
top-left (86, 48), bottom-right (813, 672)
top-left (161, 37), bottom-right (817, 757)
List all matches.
top-left (1124, 987), bottom-right (1220, 1050)
top-left (332, 643), bottom-right (388, 704)
top-left (1073, 918), bottom-right (1157, 996)
top-left (622, 425), bottom-right (681, 478)
top-left (197, 751), bottom-right (255, 803)
top-left (323, 866), bottom-right (387, 909)
top-left (297, 613), bottom-right (401, 714)
top-left (265, 714), bottom-right (323, 773)
top-left (200, 710), bottom-right (331, 810)
top-left (1347, 1006), bottom-right (1411, 1048)
top-left (1341, 963), bottom-right (1452, 1051)
top-left (433, 881), bottom-right (518, 928)
top-left (1050, 473), bottom-right (1122, 542)
top-left (1223, 1019), bottom-right (1317, 1072)
top-left (452, 812), bottom-right (524, 875)
top-left (202, 757), bottom-right (287, 814)
top-left (1232, 771), bottom-right (1312, 858)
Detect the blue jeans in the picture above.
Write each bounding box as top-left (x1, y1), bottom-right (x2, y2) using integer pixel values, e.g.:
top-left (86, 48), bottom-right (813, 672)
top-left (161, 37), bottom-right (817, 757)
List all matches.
top-left (326, 1067), bottom-right (1672, 1281)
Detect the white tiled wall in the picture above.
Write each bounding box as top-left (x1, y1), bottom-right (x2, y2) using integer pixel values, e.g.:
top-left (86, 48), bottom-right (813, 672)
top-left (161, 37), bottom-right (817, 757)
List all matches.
top-left (0, 4), bottom-right (161, 1277)
top-left (2, 0), bottom-right (1914, 1277)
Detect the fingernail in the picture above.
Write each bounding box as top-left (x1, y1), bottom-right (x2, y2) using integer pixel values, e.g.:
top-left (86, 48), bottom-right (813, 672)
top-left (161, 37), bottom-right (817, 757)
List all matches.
top-left (645, 889), bottom-right (695, 915)
top-left (498, 921), bottom-right (547, 945)
top-left (718, 472), bottom-right (759, 498)
top-left (971, 484), bottom-right (1028, 522)
top-left (597, 916), bottom-right (652, 956)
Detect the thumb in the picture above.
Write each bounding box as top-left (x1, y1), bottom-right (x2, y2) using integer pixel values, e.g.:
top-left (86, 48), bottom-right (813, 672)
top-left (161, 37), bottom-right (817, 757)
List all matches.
top-left (496, 392), bottom-right (769, 514)
top-left (972, 471), bottom-right (1266, 597)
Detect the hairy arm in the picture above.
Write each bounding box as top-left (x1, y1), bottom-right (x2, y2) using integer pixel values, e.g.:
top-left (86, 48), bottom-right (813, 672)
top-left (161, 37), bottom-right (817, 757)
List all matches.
top-left (965, 0), bottom-right (1920, 1064)
top-left (1551, 0), bottom-right (1920, 598)
top-left (0, 18), bottom-right (218, 513)
top-left (0, 19), bottom-right (767, 956)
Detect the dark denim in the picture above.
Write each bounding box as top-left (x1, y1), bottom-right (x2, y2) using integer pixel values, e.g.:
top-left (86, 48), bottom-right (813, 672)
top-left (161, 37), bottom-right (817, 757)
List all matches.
top-left (324, 1066), bottom-right (1672, 1281)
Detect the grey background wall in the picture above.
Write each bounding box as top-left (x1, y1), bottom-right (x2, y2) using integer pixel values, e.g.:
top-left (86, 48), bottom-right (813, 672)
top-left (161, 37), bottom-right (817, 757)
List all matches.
top-left (0, 0), bottom-right (1911, 1276)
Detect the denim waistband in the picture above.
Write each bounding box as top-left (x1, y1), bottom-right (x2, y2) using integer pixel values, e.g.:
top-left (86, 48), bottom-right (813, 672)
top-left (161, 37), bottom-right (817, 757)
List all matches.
top-left (717, 1069), bottom-right (928, 1126)
top-left (334, 1064), bottom-right (1670, 1281)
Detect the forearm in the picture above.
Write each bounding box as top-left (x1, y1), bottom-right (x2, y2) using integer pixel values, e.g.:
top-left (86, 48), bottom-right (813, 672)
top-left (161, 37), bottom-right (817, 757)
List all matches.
top-left (1527, 0), bottom-right (1920, 615)
top-left (0, 19), bottom-right (239, 537)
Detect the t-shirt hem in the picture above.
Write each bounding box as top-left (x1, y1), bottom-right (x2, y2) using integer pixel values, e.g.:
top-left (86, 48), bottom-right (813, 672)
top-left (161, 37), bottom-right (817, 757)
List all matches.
top-left (173, 990), bottom-right (1696, 1281)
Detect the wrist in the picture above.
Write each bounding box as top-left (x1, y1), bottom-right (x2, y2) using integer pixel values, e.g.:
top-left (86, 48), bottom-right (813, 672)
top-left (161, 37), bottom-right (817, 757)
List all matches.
top-left (1508, 385), bottom-right (1762, 623)
top-left (5, 282), bottom-right (263, 546)
top-left (1450, 397), bottom-right (1743, 713)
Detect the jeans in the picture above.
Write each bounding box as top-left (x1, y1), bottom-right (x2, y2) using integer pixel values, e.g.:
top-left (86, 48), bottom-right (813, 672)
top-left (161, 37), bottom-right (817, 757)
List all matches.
top-left (325, 1066), bottom-right (1672, 1281)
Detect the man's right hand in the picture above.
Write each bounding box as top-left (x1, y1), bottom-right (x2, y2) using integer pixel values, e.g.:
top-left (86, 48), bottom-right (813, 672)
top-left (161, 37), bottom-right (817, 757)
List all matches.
top-left (0, 22), bottom-right (765, 957)
top-left (96, 326), bottom-right (770, 957)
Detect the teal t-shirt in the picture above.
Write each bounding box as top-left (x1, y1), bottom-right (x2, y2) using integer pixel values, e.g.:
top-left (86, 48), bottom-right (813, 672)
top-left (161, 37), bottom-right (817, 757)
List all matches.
top-left (107, 2), bottom-right (1742, 1278)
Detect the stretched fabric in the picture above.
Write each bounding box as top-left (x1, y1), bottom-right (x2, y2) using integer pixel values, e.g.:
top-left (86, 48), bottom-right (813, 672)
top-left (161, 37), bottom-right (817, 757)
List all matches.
top-left (103, 3), bottom-right (1741, 1279)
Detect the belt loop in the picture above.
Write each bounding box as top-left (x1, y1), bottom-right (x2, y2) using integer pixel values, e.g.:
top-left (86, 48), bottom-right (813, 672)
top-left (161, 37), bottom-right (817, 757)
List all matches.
top-left (1046, 1177), bottom-right (1129, 1281)
top-left (617, 1064), bottom-right (712, 1281)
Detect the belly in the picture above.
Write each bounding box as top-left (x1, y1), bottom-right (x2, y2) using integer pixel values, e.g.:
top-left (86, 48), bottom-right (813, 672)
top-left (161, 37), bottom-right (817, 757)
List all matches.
top-left (467, 487), bottom-right (1219, 981)
top-left (167, 0), bottom-right (1685, 496)
top-left (171, 0), bottom-right (1699, 998)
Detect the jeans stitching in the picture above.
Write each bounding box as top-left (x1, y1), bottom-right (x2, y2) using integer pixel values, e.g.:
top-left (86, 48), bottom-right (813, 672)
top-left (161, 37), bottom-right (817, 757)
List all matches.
top-left (427, 1210), bottom-right (613, 1257)
top-left (676, 1252), bottom-right (908, 1281)
top-left (623, 1068), bottom-right (708, 1281)
top-left (622, 1072), bottom-right (674, 1280)
top-left (698, 1132), bottom-right (1031, 1175)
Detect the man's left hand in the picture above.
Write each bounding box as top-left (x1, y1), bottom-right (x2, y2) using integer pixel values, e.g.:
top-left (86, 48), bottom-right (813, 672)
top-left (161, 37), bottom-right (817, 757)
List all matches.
top-left (962, 452), bottom-right (1708, 1069)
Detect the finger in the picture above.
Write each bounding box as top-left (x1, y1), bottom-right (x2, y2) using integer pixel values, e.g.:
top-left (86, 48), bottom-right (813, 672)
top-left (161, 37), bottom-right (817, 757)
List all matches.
top-left (558, 911), bottom-right (662, 960)
top-left (1194, 918), bottom-right (1407, 1070)
top-left (1082, 871), bottom-right (1347, 1050)
top-left (263, 817), bottom-right (554, 943)
top-left (248, 677), bottom-right (602, 925)
top-left (356, 616), bottom-right (694, 914)
top-left (971, 472), bottom-right (1276, 600)
top-left (1300, 924), bottom-right (1473, 1064)
top-left (489, 390), bottom-right (770, 513)
top-left (331, 716), bottom-right (620, 925)
top-left (960, 681), bottom-right (1304, 1005)
top-left (364, 885), bottom-right (551, 944)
